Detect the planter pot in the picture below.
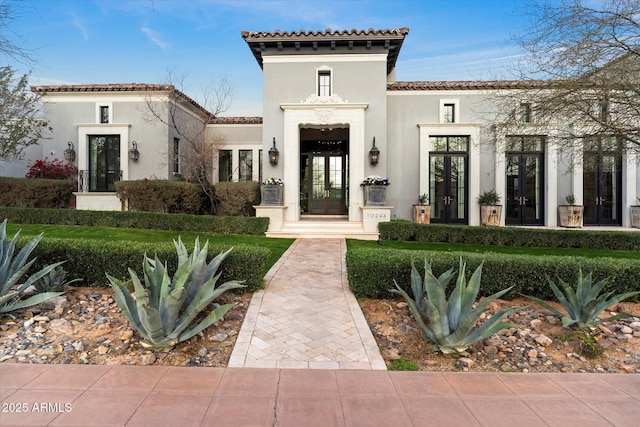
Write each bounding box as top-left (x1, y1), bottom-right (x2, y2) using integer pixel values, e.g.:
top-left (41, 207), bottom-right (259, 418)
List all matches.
top-left (480, 204), bottom-right (502, 226)
top-left (260, 185), bottom-right (284, 206)
top-left (630, 206), bottom-right (640, 228)
top-left (413, 205), bottom-right (431, 224)
top-left (558, 205), bottom-right (583, 228)
top-left (363, 185), bottom-right (387, 206)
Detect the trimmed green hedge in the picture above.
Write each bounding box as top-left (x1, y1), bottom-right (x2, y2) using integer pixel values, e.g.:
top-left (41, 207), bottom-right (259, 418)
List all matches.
top-left (0, 177), bottom-right (75, 208)
top-left (20, 237), bottom-right (269, 292)
top-left (347, 247), bottom-right (640, 300)
top-left (0, 207), bottom-right (269, 235)
top-left (115, 180), bottom-right (205, 214)
top-left (215, 181), bottom-right (260, 216)
top-left (379, 221), bottom-right (640, 251)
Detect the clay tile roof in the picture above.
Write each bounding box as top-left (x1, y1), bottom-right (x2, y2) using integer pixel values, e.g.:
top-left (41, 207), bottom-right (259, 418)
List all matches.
top-left (242, 28), bottom-right (409, 74)
top-left (208, 116), bottom-right (263, 125)
top-left (387, 80), bottom-right (548, 91)
top-left (30, 83), bottom-right (212, 118)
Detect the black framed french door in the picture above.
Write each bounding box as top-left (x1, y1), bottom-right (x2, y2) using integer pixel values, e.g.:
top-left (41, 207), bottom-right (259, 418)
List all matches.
top-left (429, 136), bottom-right (469, 224)
top-left (505, 136), bottom-right (545, 225)
top-left (88, 135), bottom-right (120, 192)
top-left (583, 138), bottom-right (622, 225)
top-left (307, 152), bottom-right (348, 215)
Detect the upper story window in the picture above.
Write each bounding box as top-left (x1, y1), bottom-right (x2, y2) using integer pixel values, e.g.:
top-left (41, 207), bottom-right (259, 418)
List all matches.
top-left (96, 103), bottom-right (112, 124)
top-left (520, 103), bottom-right (532, 123)
top-left (172, 138), bottom-right (180, 175)
top-left (440, 99), bottom-right (459, 123)
top-left (318, 70), bottom-right (331, 97)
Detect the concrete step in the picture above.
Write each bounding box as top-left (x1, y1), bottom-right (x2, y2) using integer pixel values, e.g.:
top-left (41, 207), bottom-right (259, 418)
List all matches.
top-left (266, 220), bottom-right (379, 239)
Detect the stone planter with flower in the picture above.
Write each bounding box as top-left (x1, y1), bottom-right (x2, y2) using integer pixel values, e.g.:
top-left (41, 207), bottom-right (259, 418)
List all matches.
top-left (360, 175), bottom-right (390, 206)
top-left (260, 177), bottom-right (284, 205)
top-left (413, 193), bottom-right (431, 224)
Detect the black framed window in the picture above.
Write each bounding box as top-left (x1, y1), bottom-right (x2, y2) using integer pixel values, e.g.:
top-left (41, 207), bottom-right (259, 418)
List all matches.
top-left (218, 150), bottom-right (232, 182)
top-left (443, 103), bottom-right (455, 123)
top-left (258, 149), bottom-right (263, 182)
top-left (172, 138), bottom-right (180, 175)
top-left (99, 106), bottom-right (109, 124)
top-left (239, 150), bottom-right (253, 181)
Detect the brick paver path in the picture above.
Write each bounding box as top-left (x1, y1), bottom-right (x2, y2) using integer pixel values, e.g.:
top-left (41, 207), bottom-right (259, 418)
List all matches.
top-left (229, 238), bottom-right (386, 369)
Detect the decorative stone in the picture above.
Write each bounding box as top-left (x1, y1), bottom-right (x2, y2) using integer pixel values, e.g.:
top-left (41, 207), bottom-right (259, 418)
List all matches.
top-left (209, 333), bottom-right (229, 342)
top-left (363, 185), bottom-right (387, 206)
top-left (138, 353), bottom-right (156, 366)
top-left (260, 185), bottom-right (284, 205)
top-left (534, 335), bottom-right (553, 346)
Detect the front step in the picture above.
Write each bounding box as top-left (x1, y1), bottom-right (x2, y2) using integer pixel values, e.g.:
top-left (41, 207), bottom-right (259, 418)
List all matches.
top-left (266, 220), bottom-right (379, 240)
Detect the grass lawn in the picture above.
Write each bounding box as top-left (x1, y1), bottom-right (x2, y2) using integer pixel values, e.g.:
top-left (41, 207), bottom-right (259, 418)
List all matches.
top-left (347, 238), bottom-right (640, 260)
top-left (6, 224), bottom-right (294, 270)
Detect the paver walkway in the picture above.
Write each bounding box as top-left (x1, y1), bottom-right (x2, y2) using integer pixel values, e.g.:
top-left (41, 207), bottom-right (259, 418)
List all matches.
top-left (229, 238), bottom-right (385, 369)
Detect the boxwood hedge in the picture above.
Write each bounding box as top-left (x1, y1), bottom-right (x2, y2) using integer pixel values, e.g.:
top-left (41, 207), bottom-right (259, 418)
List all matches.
top-left (347, 247), bottom-right (640, 301)
top-left (19, 237), bottom-right (269, 292)
top-left (0, 207), bottom-right (269, 235)
top-left (379, 221), bottom-right (640, 251)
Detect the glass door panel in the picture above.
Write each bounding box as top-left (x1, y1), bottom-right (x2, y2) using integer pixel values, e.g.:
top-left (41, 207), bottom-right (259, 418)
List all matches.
top-left (308, 153), bottom-right (347, 215)
top-left (450, 155), bottom-right (466, 220)
top-left (506, 155), bottom-right (520, 222)
top-left (505, 154), bottom-right (544, 225)
top-left (430, 154), bottom-right (467, 224)
top-left (584, 152), bottom-right (621, 225)
top-left (524, 156), bottom-right (542, 222)
top-left (430, 156), bottom-right (445, 221)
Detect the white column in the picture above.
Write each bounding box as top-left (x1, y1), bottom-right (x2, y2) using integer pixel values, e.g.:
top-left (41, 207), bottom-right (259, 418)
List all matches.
top-left (546, 141), bottom-right (558, 227)
top-left (623, 152), bottom-right (638, 227)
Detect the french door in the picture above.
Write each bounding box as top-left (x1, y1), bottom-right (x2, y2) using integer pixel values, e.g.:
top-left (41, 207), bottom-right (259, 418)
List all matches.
top-left (505, 154), bottom-right (544, 225)
top-left (430, 153), bottom-right (468, 224)
top-left (88, 135), bottom-right (120, 192)
top-left (583, 148), bottom-right (622, 226)
top-left (307, 153), bottom-right (347, 215)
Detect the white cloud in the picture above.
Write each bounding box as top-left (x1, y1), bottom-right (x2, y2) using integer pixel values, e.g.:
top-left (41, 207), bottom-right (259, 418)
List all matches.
top-left (71, 12), bottom-right (89, 41)
top-left (141, 27), bottom-right (170, 50)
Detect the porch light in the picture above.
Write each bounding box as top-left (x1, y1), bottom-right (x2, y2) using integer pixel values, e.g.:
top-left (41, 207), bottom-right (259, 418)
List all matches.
top-left (369, 137), bottom-right (380, 166)
top-left (269, 137), bottom-right (279, 166)
top-left (129, 141), bottom-right (140, 161)
top-left (64, 141), bottom-right (76, 162)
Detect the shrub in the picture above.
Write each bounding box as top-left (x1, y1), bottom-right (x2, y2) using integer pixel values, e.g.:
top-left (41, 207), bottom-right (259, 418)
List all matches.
top-left (33, 265), bottom-right (81, 293)
top-left (21, 237), bottom-right (269, 291)
top-left (0, 178), bottom-right (75, 208)
top-left (215, 181), bottom-right (260, 216)
top-left (0, 207), bottom-right (269, 235)
top-left (379, 221), bottom-right (640, 251)
top-left (115, 180), bottom-right (205, 214)
top-left (346, 247), bottom-right (640, 300)
top-left (25, 157), bottom-right (77, 180)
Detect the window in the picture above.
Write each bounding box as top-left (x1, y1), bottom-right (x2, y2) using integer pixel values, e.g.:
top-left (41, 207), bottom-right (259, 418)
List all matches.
top-left (520, 103), bottom-right (532, 123)
top-left (88, 135), bottom-right (121, 191)
top-left (239, 150), bottom-right (253, 181)
top-left (258, 149), bottom-right (263, 182)
top-left (218, 150), bottom-right (232, 182)
top-left (99, 106), bottom-right (110, 124)
top-left (443, 104), bottom-right (455, 123)
top-left (318, 70), bottom-right (331, 97)
top-left (599, 97), bottom-right (609, 122)
top-left (172, 138), bottom-right (180, 175)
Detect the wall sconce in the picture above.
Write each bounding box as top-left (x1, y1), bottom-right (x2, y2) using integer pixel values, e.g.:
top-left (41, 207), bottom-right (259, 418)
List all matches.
top-left (269, 137), bottom-right (279, 166)
top-left (128, 141), bottom-right (140, 161)
top-left (64, 141), bottom-right (76, 162)
top-left (369, 137), bottom-right (380, 167)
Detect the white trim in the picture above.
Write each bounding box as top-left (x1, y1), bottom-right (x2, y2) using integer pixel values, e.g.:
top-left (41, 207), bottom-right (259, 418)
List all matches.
top-left (76, 124), bottom-right (131, 182)
top-left (263, 53), bottom-right (387, 64)
top-left (418, 124), bottom-right (482, 226)
top-left (280, 102), bottom-right (369, 222)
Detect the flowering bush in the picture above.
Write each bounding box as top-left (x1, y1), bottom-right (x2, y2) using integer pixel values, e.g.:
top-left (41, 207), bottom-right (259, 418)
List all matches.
top-left (360, 175), bottom-right (390, 187)
top-left (261, 177), bottom-right (284, 186)
top-left (25, 158), bottom-right (77, 180)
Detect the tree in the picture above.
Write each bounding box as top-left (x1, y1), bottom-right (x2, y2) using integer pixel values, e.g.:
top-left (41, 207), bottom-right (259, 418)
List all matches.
top-left (0, 0), bottom-right (35, 65)
top-left (0, 66), bottom-right (51, 162)
top-left (144, 71), bottom-right (234, 213)
top-left (488, 0), bottom-right (640, 154)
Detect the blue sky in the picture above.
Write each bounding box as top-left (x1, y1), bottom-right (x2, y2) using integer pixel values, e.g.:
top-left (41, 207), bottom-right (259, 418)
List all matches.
top-left (6, 0), bottom-right (531, 116)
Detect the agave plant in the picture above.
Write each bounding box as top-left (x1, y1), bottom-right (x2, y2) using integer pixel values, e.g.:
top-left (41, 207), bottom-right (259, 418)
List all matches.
top-left (107, 237), bottom-right (245, 349)
top-left (0, 219), bottom-right (65, 317)
top-left (34, 265), bottom-right (81, 293)
top-left (392, 258), bottom-right (524, 355)
top-left (524, 270), bottom-right (639, 330)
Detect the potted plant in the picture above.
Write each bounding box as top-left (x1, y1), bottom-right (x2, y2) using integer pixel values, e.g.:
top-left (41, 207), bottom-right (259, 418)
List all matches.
top-left (477, 189), bottom-right (502, 226)
top-left (631, 197), bottom-right (640, 228)
top-left (360, 175), bottom-right (390, 206)
top-left (413, 193), bottom-right (430, 224)
top-left (559, 194), bottom-right (583, 228)
top-left (260, 177), bottom-right (284, 205)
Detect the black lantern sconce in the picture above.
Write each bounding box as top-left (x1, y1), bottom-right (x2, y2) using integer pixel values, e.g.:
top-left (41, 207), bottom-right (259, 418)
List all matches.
top-left (269, 137), bottom-right (279, 166)
top-left (64, 141), bottom-right (76, 162)
top-left (129, 141), bottom-right (140, 161)
top-left (369, 137), bottom-right (380, 167)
